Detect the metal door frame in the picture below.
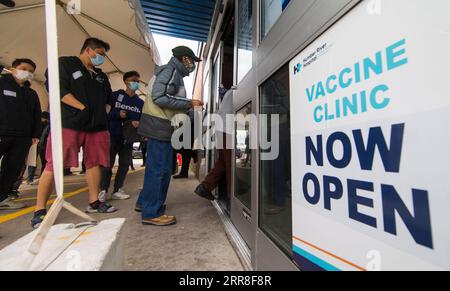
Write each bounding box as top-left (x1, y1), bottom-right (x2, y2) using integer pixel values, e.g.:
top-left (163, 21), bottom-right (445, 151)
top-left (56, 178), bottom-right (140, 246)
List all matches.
top-left (229, 0), bottom-right (258, 252)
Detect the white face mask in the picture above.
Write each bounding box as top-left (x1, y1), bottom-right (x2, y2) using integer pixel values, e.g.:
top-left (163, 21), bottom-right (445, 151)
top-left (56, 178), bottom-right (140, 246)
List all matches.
top-left (14, 69), bottom-right (34, 81)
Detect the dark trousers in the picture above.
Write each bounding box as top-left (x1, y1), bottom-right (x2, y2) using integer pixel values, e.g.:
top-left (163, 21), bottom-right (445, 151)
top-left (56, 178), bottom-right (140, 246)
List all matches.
top-left (0, 136), bottom-right (32, 202)
top-left (140, 141), bottom-right (147, 166)
top-left (172, 150), bottom-right (178, 174)
top-left (202, 148), bottom-right (232, 199)
top-left (178, 149), bottom-right (193, 176)
top-left (39, 146), bottom-right (47, 176)
top-left (12, 163), bottom-right (27, 191)
top-left (100, 138), bottom-right (133, 193)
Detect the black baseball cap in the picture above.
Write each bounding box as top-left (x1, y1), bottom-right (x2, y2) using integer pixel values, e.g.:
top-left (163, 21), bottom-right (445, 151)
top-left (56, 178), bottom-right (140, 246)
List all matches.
top-left (172, 46), bottom-right (202, 62)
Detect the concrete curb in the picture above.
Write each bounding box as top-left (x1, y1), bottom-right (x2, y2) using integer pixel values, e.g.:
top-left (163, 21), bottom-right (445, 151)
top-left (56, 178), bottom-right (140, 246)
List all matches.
top-left (0, 218), bottom-right (126, 271)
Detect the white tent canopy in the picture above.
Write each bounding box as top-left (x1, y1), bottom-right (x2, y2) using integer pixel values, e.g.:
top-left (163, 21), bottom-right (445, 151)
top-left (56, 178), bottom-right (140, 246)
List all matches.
top-left (0, 0), bottom-right (161, 110)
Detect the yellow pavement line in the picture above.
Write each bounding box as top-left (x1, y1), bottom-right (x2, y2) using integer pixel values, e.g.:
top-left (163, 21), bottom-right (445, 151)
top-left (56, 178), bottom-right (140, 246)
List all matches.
top-left (0, 168), bottom-right (144, 225)
top-left (0, 187), bottom-right (88, 225)
top-left (14, 195), bottom-right (57, 202)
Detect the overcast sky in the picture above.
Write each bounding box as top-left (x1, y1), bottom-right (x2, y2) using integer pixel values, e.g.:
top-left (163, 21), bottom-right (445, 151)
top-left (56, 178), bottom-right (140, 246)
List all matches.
top-left (152, 34), bottom-right (200, 99)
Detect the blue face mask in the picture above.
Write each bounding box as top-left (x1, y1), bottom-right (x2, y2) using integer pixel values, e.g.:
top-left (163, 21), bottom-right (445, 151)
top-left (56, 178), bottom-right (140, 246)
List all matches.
top-left (90, 53), bottom-right (105, 67)
top-left (128, 81), bottom-right (140, 91)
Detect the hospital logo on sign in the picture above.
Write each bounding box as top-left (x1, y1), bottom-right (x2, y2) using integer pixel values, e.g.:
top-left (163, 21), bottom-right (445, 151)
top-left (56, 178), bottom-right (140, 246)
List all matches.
top-left (294, 43), bottom-right (332, 77)
top-left (294, 63), bottom-right (303, 75)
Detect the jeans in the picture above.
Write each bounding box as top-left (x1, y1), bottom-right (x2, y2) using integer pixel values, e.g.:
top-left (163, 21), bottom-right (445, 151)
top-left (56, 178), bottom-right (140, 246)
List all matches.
top-left (27, 166), bottom-right (36, 183)
top-left (101, 138), bottom-right (133, 193)
top-left (138, 139), bottom-right (173, 219)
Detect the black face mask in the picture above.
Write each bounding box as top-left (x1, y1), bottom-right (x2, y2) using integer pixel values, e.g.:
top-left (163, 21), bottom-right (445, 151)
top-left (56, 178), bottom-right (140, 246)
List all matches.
top-left (181, 57), bottom-right (196, 73)
top-left (186, 62), bottom-right (196, 73)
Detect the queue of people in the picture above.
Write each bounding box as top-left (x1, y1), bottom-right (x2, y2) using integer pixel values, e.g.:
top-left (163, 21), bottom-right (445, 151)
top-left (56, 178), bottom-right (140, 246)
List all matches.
top-left (0, 37), bottom-right (207, 229)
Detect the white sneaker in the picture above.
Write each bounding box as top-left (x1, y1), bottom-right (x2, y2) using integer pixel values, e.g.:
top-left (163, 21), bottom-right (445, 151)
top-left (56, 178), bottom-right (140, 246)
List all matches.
top-left (111, 189), bottom-right (131, 200)
top-left (98, 190), bottom-right (110, 203)
top-left (0, 198), bottom-right (26, 210)
top-left (30, 179), bottom-right (40, 185)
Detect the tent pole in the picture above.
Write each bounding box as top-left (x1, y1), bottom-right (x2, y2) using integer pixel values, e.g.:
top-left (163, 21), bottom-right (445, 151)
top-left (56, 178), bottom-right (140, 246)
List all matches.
top-left (19, 0), bottom-right (64, 269)
top-left (20, 0), bottom-right (97, 271)
top-left (44, 0), bottom-right (63, 201)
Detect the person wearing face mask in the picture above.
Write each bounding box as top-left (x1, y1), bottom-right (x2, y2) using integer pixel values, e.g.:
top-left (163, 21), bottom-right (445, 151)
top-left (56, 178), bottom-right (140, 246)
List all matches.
top-left (137, 46), bottom-right (203, 226)
top-left (99, 71), bottom-right (144, 202)
top-left (31, 38), bottom-right (115, 228)
top-left (0, 59), bottom-right (42, 210)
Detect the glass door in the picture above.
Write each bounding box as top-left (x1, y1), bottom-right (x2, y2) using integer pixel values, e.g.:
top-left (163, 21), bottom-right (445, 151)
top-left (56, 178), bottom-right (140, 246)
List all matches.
top-left (231, 102), bottom-right (255, 247)
top-left (205, 47), bottom-right (223, 176)
top-left (229, 0), bottom-right (256, 249)
top-left (235, 103), bottom-right (252, 210)
top-left (259, 64), bottom-right (292, 256)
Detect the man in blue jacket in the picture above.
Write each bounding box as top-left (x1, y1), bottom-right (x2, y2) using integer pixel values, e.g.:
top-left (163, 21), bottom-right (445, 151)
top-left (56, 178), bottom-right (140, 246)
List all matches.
top-left (100, 71), bottom-right (144, 202)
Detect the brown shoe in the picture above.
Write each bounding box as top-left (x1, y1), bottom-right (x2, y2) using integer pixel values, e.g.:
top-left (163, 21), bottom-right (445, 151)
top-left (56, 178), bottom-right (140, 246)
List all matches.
top-left (142, 215), bottom-right (176, 226)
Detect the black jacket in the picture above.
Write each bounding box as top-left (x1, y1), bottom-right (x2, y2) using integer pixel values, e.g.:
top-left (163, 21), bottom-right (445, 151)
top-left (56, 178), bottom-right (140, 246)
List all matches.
top-left (46, 56), bottom-right (112, 132)
top-left (0, 74), bottom-right (42, 138)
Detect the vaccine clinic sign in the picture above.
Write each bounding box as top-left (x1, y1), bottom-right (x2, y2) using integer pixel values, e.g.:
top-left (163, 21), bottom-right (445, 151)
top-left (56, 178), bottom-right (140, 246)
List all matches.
top-left (289, 0), bottom-right (450, 271)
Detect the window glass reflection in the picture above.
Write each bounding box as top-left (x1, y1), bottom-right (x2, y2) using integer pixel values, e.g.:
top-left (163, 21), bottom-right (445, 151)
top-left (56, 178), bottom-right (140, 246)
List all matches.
top-left (261, 0), bottom-right (292, 38)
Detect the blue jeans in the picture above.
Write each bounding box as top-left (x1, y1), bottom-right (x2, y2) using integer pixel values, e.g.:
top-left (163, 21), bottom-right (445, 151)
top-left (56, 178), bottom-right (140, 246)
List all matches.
top-left (138, 139), bottom-right (174, 219)
top-left (27, 166), bottom-right (36, 183)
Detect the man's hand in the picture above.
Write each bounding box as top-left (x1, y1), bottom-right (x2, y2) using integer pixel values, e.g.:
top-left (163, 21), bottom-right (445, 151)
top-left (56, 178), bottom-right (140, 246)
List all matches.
top-left (132, 121), bottom-right (140, 128)
top-left (190, 99), bottom-right (204, 108)
top-left (62, 94), bottom-right (86, 111)
top-left (120, 110), bottom-right (127, 119)
top-left (32, 138), bottom-right (39, 145)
